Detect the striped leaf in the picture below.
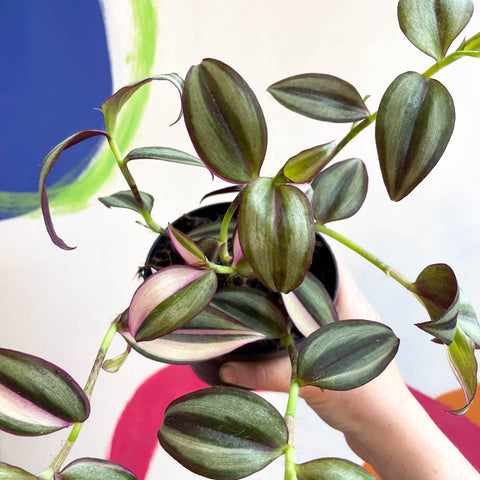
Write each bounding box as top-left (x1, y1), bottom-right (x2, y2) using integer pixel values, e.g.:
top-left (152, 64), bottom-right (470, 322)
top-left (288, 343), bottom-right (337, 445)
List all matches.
top-left (183, 59), bottom-right (267, 183)
top-left (158, 388), bottom-right (288, 479)
top-left (122, 303), bottom-right (266, 364)
top-left (0, 463), bottom-right (37, 480)
top-left (375, 71), bottom-right (455, 201)
top-left (282, 272), bottom-right (338, 337)
top-left (413, 264), bottom-right (459, 344)
top-left (398, 0), bottom-right (474, 61)
top-left (312, 158), bottom-right (368, 224)
top-left (297, 320), bottom-right (399, 390)
top-left (239, 178), bottom-right (315, 292)
top-left (281, 141), bottom-right (336, 183)
top-left (0, 349), bottom-right (89, 436)
top-left (39, 129), bottom-right (109, 250)
top-left (124, 146), bottom-right (203, 167)
top-left (98, 190), bottom-right (154, 214)
top-left (129, 266), bottom-right (217, 342)
top-left (268, 74), bottom-right (369, 123)
top-left (296, 458), bottom-right (377, 480)
top-left (210, 287), bottom-right (288, 338)
top-left (57, 458), bottom-right (137, 480)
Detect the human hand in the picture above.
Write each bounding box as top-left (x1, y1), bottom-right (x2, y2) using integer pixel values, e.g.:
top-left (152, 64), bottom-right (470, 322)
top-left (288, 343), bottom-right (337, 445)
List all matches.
top-left (220, 254), bottom-right (479, 479)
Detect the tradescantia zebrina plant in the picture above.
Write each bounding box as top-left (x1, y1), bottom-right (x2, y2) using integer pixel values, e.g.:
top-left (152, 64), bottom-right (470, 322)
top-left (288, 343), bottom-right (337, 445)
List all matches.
top-left (2, 1), bottom-right (480, 479)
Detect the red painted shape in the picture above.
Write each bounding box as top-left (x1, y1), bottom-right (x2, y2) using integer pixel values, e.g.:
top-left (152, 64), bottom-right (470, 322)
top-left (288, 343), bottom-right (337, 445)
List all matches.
top-left (108, 365), bottom-right (207, 480)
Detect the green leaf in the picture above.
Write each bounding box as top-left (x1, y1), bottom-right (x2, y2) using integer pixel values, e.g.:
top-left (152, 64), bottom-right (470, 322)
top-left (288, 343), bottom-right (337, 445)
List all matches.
top-left (296, 458), bottom-right (377, 480)
top-left (297, 320), bottom-right (399, 390)
top-left (183, 58), bottom-right (267, 183)
top-left (129, 266), bottom-right (217, 342)
top-left (57, 458), bottom-right (137, 480)
top-left (0, 349), bottom-right (90, 436)
top-left (446, 327), bottom-right (478, 415)
top-left (39, 130), bottom-right (110, 250)
top-left (98, 190), bottom-right (154, 214)
top-left (239, 178), bottom-right (315, 292)
top-left (398, 0), bottom-right (474, 61)
top-left (123, 146), bottom-right (204, 167)
top-left (0, 463), bottom-right (38, 480)
top-left (158, 387), bottom-right (288, 480)
top-left (210, 287), bottom-right (288, 338)
top-left (268, 74), bottom-right (369, 123)
top-left (375, 71), bottom-right (455, 201)
top-left (102, 73), bottom-right (184, 135)
top-left (282, 272), bottom-right (338, 337)
top-left (312, 158), bottom-right (368, 224)
top-left (168, 224), bottom-right (207, 267)
top-left (281, 141), bottom-right (336, 183)
top-left (122, 303), bottom-right (266, 364)
top-left (413, 264), bottom-right (459, 344)
top-left (457, 290), bottom-right (480, 347)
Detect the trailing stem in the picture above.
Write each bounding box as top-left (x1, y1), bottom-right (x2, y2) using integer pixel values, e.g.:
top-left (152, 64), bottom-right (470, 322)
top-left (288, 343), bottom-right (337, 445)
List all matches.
top-left (282, 332), bottom-right (301, 480)
top-left (108, 136), bottom-right (165, 235)
top-left (38, 318), bottom-right (122, 479)
top-left (315, 223), bottom-right (415, 293)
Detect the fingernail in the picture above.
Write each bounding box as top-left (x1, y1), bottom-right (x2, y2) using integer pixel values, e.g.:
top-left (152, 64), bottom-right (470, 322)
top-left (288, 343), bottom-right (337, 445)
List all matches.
top-left (220, 364), bottom-right (237, 384)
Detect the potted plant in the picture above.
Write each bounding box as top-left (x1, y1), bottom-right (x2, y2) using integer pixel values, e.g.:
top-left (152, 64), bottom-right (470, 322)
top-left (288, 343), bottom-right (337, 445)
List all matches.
top-left (1, 1), bottom-right (480, 479)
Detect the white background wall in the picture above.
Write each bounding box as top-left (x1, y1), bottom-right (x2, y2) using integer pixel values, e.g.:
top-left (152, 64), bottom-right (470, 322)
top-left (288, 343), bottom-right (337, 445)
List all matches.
top-left (1, 0), bottom-right (480, 478)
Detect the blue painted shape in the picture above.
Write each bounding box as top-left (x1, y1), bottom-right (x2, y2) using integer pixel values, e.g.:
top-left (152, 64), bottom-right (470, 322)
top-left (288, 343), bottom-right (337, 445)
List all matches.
top-left (0, 1), bottom-right (111, 195)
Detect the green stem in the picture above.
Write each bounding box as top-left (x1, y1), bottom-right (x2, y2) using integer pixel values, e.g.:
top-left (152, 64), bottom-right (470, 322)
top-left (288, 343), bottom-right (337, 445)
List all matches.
top-left (206, 259), bottom-right (236, 275)
top-left (423, 47), bottom-right (480, 79)
top-left (108, 136), bottom-right (165, 235)
top-left (218, 201), bottom-right (238, 263)
top-left (333, 112), bottom-right (377, 159)
top-left (315, 223), bottom-right (415, 292)
top-left (282, 333), bottom-right (300, 480)
top-left (44, 319), bottom-right (121, 476)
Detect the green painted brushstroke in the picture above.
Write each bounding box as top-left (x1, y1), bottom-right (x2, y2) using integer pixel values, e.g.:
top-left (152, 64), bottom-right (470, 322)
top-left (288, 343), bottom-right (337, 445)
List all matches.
top-left (0, 0), bottom-right (158, 218)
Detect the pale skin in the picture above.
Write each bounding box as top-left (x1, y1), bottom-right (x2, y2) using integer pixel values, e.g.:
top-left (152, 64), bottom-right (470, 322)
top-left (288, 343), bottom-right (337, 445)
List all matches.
top-left (220, 255), bottom-right (480, 480)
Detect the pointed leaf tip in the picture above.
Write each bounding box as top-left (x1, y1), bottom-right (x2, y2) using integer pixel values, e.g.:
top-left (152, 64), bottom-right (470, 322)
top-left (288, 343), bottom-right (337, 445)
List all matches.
top-left (129, 266), bottom-right (217, 342)
top-left (268, 73), bottom-right (369, 123)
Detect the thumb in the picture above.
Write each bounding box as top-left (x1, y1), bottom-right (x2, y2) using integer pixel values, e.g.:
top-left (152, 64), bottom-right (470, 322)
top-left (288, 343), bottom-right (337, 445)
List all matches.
top-left (219, 356), bottom-right (292, 392)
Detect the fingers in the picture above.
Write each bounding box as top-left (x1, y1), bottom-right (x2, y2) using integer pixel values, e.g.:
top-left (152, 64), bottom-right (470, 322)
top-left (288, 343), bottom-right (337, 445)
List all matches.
top-left (220, 356), bottom-right (292, 392)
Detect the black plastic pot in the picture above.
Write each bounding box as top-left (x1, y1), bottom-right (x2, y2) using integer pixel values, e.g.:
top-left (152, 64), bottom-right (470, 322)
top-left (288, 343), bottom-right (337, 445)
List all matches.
top-left (143, 202), bottom-right (338, 385)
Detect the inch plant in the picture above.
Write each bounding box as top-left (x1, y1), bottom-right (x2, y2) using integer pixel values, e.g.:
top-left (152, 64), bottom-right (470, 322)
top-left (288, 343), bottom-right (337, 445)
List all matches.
top-left (2, 1), bottom-right (480, 479)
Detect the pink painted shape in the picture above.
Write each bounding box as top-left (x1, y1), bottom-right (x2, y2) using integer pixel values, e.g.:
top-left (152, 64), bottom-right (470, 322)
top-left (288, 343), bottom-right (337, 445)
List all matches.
top-left (409, 388), bottom-right (480, 470)
top-left (107, 365), bottom-right (207, 480)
